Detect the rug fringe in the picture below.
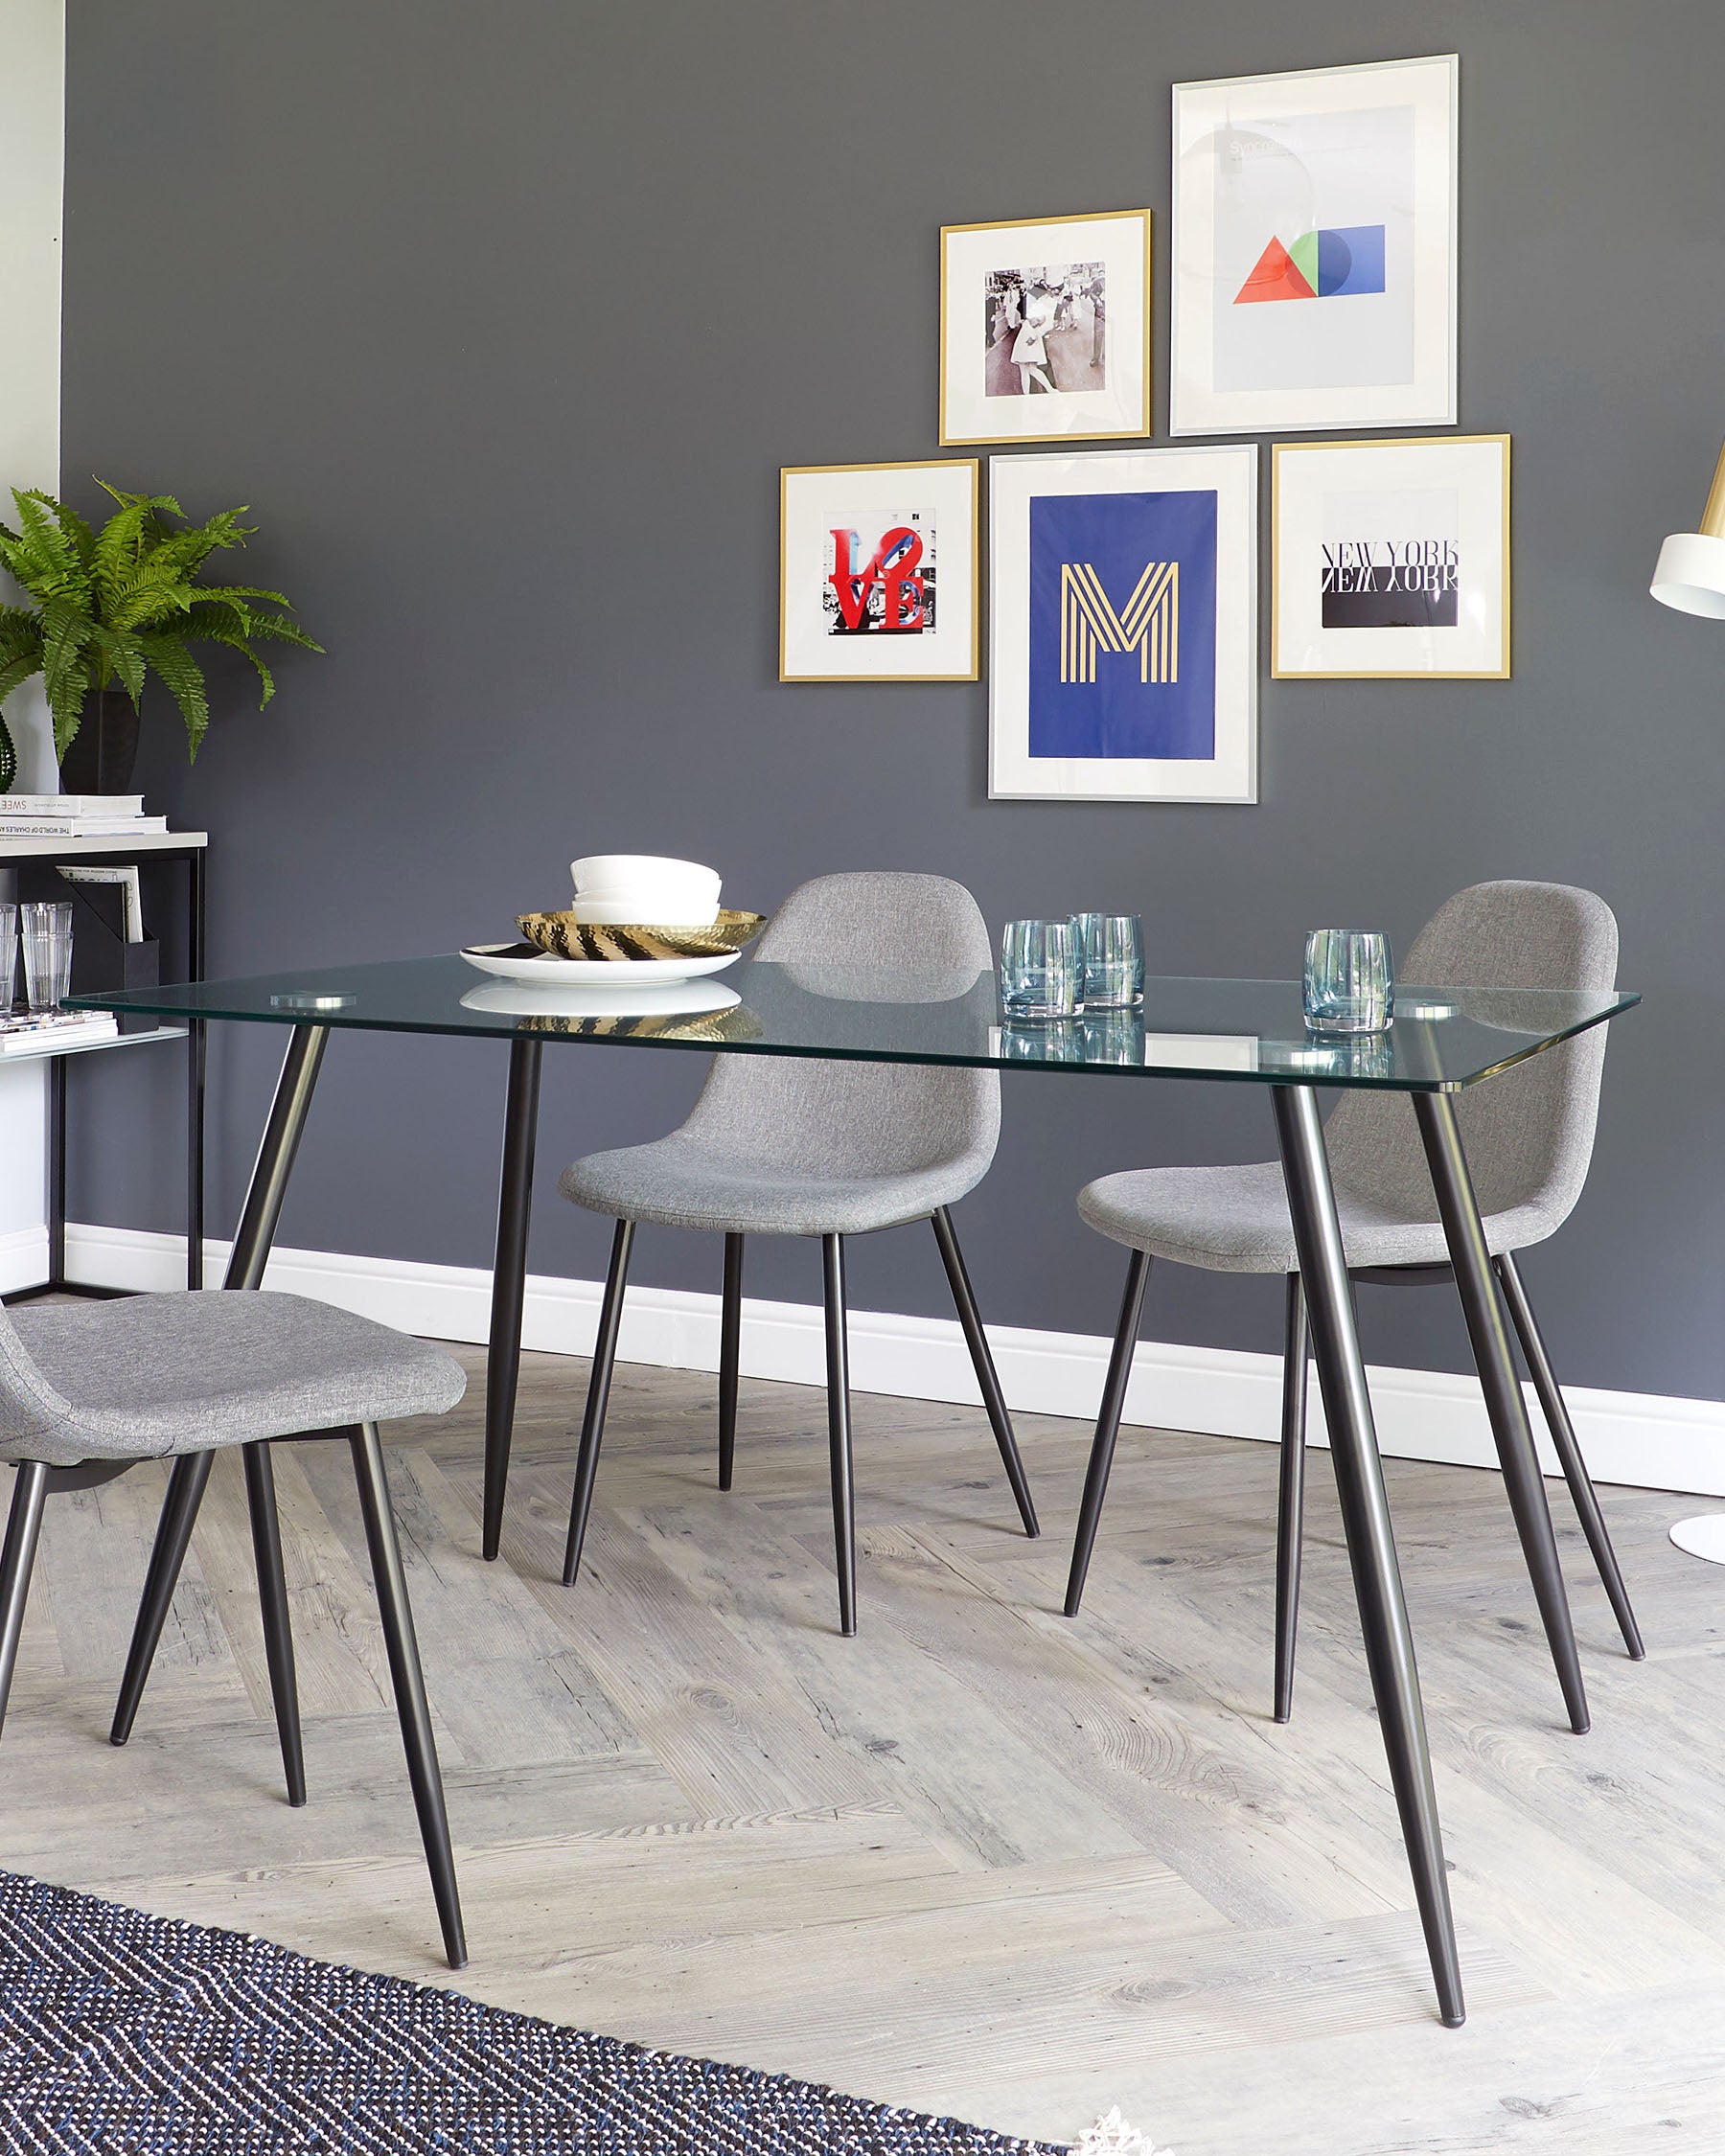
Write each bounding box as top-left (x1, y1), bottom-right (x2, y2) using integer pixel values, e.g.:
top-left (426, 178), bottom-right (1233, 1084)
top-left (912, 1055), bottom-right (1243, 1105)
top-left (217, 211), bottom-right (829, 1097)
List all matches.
top-left (1071, 2107), bottom-right (1172, 2155)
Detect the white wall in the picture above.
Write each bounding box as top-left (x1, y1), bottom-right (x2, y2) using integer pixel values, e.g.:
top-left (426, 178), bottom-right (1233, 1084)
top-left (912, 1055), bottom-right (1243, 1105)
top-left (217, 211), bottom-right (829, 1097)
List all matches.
top-left (0, 0), bottom-right (64, 789)
top-left (0, 0), bottom-right (64, 1278)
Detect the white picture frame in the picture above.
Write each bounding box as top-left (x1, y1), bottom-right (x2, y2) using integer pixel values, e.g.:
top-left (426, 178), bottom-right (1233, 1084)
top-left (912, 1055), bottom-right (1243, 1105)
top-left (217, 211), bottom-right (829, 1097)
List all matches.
top-left (940, 210), bottom-right (1152, 446)
top-left (779, 459), bottom-right (979, 683)
top-left (1273, 433), bottom-right (1510, 679)
top-left (1171, 55), bottom-right (1459, 437)
top-left (989, 444), bottom-right (1258, 803)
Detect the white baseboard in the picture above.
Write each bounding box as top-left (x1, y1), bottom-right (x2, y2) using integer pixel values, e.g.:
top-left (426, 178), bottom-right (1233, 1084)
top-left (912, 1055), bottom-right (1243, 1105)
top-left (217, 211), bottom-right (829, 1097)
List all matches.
top-left (0, 1226), bottom-right (50, 1297)
top-left (58, 1221), bottom-right (1725, 1499)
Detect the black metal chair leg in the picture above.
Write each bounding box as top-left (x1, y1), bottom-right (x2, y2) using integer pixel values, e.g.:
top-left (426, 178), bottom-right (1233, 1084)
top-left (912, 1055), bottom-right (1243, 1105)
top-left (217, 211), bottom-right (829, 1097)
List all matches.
top-left (0, 1460), bottom-right (50, 1741)
top-left (111, 1450), bottom-right (215, 1746)
top-left (562, 1219), bottom-right (635, 1586)
top-left (1495, 1251), bottom-right (1644, 1661)
top-left (1414, 1091), bottom-right (1589, 1737)
top-left (823, 1234), bottom-right (857, 1637)
top-left (349, 1423), bottom-right (466, 1971)
top-left (1064, 1249), bottom-right (1151, 1617)
top-left (931, 1206), bottom-right (1039, 1538)
top-left (242, 1440), bottom-right (307, 1806)
top-left (1275, 1272), bottom-right (1310, 1724)
top-left (719, 1233), bottom-right (744, 1492)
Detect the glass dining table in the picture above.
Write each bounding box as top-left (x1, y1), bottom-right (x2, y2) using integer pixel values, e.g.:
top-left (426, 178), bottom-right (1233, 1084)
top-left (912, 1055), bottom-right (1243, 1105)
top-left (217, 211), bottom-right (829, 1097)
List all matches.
top-left (73, 952), bottom-right (1640, 2030)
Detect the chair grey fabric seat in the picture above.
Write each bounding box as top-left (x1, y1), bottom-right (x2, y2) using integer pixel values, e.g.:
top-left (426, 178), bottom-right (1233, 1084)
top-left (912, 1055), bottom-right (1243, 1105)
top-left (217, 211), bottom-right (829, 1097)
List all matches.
top-left (557, 871), bottom-right (1039, 1635)
top-left (1063, 880), bottom-right (1644, 1719)
top-left (3, 1292), bottom-right (465, 1467)
top-left (1079, 1158), bottom-right (1559, 1274)
top-left (563, 1128), bottom-right (994, 1238)
top-left (0, 1289), bottom-right (470, 1971)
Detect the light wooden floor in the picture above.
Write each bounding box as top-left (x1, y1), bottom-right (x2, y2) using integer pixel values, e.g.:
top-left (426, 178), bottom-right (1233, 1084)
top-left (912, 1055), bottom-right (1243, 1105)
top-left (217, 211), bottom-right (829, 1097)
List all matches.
top-left (8, 1339), bottom-right (1725, 2152)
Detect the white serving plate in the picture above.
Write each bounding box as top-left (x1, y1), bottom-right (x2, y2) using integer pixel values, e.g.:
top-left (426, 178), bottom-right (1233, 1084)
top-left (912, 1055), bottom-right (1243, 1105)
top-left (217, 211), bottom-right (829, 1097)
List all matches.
top-left (461, 942), bottom-right (741, 987)
top-left (460, 976), bottom-right (742, 1020)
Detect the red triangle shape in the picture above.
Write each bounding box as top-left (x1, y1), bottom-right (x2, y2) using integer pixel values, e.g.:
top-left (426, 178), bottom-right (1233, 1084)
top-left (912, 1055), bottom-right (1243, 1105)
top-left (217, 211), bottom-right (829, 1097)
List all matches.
top-left (1234, 236), bottom-right (1317, 305)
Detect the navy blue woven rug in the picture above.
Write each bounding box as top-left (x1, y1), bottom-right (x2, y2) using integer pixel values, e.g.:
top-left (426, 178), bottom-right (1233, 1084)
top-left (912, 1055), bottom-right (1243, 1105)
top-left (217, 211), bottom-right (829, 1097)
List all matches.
top-left (0, 1872), bottom-right (1065, 2154)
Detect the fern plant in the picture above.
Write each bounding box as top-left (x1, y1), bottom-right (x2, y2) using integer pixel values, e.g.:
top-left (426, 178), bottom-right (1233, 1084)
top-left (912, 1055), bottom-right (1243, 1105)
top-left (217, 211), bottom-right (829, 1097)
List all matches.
top-left (0, 482), bottom-right (322, 765)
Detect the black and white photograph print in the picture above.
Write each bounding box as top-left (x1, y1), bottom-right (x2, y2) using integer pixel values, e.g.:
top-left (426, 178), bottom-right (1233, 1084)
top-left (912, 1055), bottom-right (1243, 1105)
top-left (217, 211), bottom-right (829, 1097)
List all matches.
top-left (1273, 434), bottom-right (1509, 678)
top-left (985, 263), bottom-right (1106, 398)
top-left (942, 210), bottom-right (1151, 445)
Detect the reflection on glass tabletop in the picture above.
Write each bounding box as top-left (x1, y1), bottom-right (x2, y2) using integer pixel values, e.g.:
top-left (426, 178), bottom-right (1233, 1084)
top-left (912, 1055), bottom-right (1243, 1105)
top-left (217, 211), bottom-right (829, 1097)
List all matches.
top-left (70, 955), bottom-right (1639, 1092)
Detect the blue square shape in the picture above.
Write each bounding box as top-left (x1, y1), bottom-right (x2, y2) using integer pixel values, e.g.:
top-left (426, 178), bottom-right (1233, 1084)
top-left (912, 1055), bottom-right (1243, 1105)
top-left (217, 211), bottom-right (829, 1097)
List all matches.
top-left (1028, 490), bottom-right (1217, 761)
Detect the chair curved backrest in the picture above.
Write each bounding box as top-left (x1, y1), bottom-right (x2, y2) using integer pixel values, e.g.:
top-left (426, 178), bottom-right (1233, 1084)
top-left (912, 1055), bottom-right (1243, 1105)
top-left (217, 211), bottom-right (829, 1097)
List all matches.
top-left (1325, 881), bottom-right (1619, 1237)
top-left (678, 872), bottom-right (1000, 1191)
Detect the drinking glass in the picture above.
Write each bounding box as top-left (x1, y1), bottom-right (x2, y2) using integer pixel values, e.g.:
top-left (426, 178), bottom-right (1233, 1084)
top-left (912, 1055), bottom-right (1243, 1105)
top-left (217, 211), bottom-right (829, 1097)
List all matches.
top-left (21, 901), bottom-right (74, 1015)
top-left (1302, 929), bottom-right (1393, 1035)
top-left (0, 905), bottom-right (15, 1016)
top-left (999, 918), bottom-right (1079, 1021)
top-left (1070, 912), bottom-right (1144, 1009)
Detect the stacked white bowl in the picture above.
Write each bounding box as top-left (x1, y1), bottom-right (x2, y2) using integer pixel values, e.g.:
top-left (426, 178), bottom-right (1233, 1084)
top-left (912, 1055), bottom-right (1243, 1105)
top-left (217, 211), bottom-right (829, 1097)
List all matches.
top-left (568, 855), bottom-right (723, 927)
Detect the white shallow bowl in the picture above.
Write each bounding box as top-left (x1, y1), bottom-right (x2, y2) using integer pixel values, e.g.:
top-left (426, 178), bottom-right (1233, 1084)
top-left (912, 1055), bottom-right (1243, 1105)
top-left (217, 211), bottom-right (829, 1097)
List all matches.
top-left (461, 942), bottom-right (742, 987)
top-left (566, 895), bottom-right (722, 927)
top-left (460, 976), bottom-right (742, 1020)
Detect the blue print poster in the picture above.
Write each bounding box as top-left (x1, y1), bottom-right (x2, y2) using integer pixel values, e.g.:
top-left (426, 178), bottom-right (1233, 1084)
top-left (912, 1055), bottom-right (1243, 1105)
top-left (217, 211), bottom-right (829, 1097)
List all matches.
top-left (1027, 490), bottom-right (1218, 761)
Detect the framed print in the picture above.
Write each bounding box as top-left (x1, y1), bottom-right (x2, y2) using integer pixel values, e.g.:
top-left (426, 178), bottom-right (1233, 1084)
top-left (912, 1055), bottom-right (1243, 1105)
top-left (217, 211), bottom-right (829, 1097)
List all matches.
top-left (1171, 55), bottom-right (1458, 436)
top-left (989, 444), bottom-right (1258, 803)
top-left (1273, 433), bottom-right (1509, 678)
top-left (940, 210), bottom-right (1152, 446)
top-left (779, 459), bottom-right (978, 682)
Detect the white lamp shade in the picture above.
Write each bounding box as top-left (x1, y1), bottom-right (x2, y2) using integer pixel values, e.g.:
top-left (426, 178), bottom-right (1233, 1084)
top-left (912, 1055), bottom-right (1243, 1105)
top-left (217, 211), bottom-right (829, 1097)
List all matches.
top-left (1650, 529), bottom-right (1725, 618)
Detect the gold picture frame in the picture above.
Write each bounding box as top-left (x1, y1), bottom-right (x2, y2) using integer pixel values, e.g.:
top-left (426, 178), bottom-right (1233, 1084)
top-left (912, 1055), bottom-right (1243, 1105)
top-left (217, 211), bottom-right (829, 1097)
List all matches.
top-left (1272, 433), bottom-right (1510, 680)
top-left (939, 209), bottom-right (1154, 447)
top-left (779, 458), bottom-right (980, 684)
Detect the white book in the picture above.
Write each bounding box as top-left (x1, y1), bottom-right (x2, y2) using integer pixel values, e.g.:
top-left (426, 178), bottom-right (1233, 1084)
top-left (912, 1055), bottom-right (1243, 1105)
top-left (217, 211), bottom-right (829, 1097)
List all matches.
top-left (0, 1011), bottom-right (119, 1054)
top-left (0, 794), bottom-right (146, 816)
top-left (0, 815), bottom-right (169, 838)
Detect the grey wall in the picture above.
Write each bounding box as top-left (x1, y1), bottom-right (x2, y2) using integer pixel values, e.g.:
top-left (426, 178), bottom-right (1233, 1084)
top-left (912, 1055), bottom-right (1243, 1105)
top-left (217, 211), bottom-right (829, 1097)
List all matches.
top-left (58, 0), bottom-right (1725, 1402)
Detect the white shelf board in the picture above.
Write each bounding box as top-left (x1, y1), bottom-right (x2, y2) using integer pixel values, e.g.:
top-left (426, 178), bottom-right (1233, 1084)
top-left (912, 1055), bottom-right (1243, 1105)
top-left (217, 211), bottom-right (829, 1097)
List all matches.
top-left (0, 1022), bottom-right (188, 1064)
top-left (0, 830), bottom-right (207, 860)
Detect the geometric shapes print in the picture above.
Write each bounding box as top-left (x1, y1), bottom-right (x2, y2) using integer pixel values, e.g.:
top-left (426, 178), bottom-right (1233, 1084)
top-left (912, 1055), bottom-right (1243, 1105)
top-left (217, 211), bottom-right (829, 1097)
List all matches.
top-left (1236, 224), bottom-right (1387, 304)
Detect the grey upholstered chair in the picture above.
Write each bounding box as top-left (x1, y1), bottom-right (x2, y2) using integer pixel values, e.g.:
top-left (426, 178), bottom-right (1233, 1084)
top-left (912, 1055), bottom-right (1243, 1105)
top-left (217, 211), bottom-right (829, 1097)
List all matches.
top-left (558, 871), bottom-right (1039, 1634)
top-left (0, 1289), bottom-right (471, 1967)
top-left (1064, 881), bottom-right (1642, 1715)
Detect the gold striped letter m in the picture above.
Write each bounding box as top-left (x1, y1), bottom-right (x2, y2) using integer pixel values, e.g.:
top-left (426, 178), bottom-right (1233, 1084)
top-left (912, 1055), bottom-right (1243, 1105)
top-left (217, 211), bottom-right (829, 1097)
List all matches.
top-left (1060, 560), bottom-right (1180, 685)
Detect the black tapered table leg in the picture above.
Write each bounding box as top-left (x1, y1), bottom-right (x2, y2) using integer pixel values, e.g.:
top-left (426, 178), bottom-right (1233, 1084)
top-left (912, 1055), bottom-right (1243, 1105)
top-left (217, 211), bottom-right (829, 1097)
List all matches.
top-left (719, 1233), bottom-right (744, 1491)
top-left (113, 1025), bottom-right (331, 1738)
top-left (563, 1218), bottom-right (634, 1586)
top-left (1495, 1250), bottom-right (1644, 1661)
top-left (1413, 1092), bottom-right (1589, 1735)
top-left (1274, 1084), bottom-right (1463, 2029)
top-left (242, 1439), bottom-right (306, 1806)
top-left (1064, 1248), bottom-right (1151, 1617)
top-left (932, 1206), bottom-right (1039, 1537)
top-left (111, 1451), bottom-right (214, 1744)
top-left (0, 1460), bottom-right (50, 1739)
top-left (483, 1039), bottom-right (542, 1562)
top-left (823, 1234), bottom-right (857, 1637)
top-left (350, 1423), bottom-right (466, 1970)
top-left (1274, 1271), bottom-right (1310, 1724)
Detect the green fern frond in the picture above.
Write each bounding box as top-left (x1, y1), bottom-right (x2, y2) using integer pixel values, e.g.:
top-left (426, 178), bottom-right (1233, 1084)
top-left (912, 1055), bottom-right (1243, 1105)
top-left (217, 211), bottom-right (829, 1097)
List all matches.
top-left (0, 608), bottom-right (43, 668)
top-left (45, 652), bottom-right (92, 758)
top-left (0, 654), bottom-right (40, 708)
top-left (136, 633), bottom-right (211, 756)
top-left (89, 626), bottom-right (147, 704)
top-left (6, 491), bottom-right (92, 608)
top-left (39, 596), bottom-right (94, 692)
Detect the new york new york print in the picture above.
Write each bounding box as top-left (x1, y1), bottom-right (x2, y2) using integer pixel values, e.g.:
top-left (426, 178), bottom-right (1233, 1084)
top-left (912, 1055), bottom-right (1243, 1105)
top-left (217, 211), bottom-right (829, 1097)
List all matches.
top-left (1028, 491), bottom-right (1217, 759)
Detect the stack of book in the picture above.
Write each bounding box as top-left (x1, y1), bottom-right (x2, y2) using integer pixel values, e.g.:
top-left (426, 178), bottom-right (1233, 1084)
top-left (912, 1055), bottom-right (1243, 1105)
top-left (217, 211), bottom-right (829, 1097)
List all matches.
top-left (0, 1009), bottom-right (119, 1055)
top-left (0, 793), bottom-right (170, 839)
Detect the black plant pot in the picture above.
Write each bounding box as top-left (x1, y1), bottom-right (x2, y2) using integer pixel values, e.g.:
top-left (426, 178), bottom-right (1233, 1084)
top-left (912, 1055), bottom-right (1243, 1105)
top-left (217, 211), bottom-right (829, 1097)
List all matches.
top-left (58, 689), bottom-right (141, 796)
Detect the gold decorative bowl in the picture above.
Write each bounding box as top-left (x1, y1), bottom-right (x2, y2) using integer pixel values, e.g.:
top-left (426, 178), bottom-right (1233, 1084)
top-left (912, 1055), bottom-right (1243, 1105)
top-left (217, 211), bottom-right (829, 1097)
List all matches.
top-left (516, 907), bottom-right (768, 962)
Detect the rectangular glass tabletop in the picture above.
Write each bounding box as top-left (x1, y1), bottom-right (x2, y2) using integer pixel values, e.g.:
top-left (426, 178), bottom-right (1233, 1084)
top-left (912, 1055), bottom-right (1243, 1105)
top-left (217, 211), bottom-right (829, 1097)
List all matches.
top-left (70, 953), bottom-right (1639, 1091)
